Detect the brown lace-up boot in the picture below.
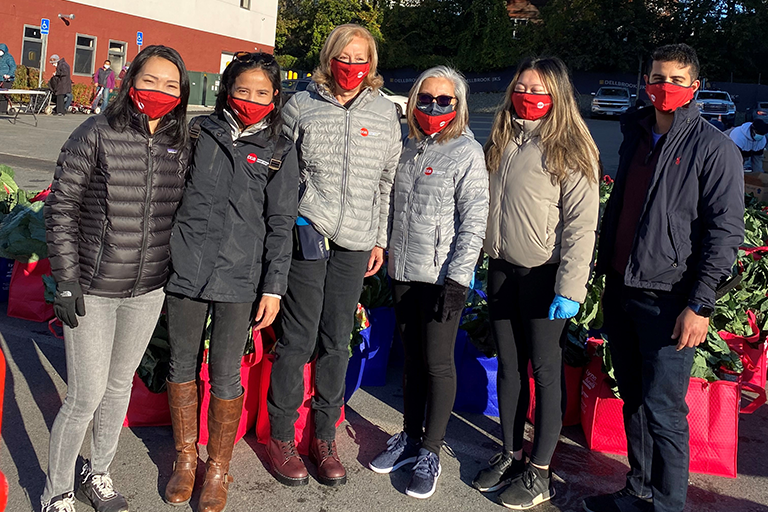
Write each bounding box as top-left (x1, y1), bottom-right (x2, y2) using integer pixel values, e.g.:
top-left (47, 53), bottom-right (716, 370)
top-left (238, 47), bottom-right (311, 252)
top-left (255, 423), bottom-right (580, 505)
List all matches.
top-left (164, 380), bottom-right (198, 506)
top-left (310, 438), bottom-right (347, 486)
top-left (266, 437), bottom-right (309, 486)
top-left (198, 393), bottom-right (243, 512)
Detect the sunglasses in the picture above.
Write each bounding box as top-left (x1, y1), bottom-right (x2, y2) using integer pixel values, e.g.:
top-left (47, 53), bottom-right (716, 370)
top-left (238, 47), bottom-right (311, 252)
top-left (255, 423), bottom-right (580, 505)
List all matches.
top-left (417, 93), bottom-right (456, 107)
top-left (233, 52), bottom-right (275, 65)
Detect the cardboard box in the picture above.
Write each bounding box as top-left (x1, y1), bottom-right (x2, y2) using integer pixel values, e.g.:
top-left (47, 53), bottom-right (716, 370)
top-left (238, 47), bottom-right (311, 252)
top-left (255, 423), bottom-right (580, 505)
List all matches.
top-left (744, 172), bottom-right (768, 202)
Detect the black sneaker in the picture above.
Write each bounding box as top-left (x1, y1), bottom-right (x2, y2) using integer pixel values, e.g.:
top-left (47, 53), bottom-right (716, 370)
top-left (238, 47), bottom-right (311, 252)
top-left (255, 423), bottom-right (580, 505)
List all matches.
top-left (498, 464), bottom-right (554, 510)
top-left (405, 448), bottom-right (442, 499)
top-left (76, 461), bottom-right (129, 512)
top-left (582, 488), bottom-right (653, 512)
top-left (369, 431), bottom-right (420, 474)
top-left (41, 492), bottom-right (76, 512)
top-left (473, 451), bottom-right (526, 492)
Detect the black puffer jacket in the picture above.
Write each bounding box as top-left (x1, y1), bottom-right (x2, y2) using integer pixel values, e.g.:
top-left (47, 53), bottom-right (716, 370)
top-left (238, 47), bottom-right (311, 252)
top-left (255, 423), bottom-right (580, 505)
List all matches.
top-left (45, 113), bottom-right (188, 297)
top-left (165, 113), bottom-right (299, 302)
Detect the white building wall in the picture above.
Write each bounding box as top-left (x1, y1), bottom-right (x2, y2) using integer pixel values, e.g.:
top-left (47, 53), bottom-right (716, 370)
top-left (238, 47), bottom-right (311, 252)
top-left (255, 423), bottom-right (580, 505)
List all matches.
top-left (65, 0), bottom-right (278, 46)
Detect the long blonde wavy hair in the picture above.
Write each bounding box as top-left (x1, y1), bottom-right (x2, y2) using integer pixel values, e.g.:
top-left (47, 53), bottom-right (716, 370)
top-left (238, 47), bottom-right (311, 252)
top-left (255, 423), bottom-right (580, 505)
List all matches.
top-left (312, 24), bottom-right (384, 92)
top-left (485, 57), bottom-right (600, 184)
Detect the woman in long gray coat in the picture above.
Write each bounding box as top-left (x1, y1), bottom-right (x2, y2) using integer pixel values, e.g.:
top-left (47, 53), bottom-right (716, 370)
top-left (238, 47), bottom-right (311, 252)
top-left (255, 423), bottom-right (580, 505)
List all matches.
top-left (369, 66), bottom-right (489, 500)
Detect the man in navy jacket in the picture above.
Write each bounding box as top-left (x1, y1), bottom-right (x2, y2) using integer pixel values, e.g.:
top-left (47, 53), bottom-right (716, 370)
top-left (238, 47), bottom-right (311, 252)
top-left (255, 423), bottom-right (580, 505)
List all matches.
top-left (584, 44), bottom-right (744, 512)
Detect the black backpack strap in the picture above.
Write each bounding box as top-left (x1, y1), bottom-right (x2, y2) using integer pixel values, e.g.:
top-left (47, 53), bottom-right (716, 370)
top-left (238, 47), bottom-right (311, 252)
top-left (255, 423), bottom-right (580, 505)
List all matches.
top-left (189, 116), bottom-right (204, 141)
top-left (267, 136), bottom-right (289, 181)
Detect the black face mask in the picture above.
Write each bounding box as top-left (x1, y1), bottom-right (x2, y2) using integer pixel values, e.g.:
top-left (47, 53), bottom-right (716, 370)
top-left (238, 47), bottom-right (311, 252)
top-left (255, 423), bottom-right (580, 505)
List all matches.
top-left (416, 101), bottom-right (455, 116)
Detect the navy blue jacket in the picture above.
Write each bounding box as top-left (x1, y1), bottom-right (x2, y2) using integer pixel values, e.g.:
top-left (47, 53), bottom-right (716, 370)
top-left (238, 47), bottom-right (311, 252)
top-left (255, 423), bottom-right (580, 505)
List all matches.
top-left (597, 103), bottom-right (744, 309)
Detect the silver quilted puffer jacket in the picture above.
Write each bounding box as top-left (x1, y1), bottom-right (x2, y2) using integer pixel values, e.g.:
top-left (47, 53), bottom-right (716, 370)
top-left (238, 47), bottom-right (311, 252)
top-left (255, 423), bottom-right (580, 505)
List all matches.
top-left (387, 129), bottom-right (489, 287)
top-left (282, 82), bottom-right (402, 251)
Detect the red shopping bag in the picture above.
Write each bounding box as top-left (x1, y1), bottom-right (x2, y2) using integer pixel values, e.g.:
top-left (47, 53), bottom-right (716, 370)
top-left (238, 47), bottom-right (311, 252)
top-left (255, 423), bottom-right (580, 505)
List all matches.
top-left (686, 377), bottom-right (740, 478)
top-left (526, 363), bottom-right (583, 427)
top-left (7, 259), bottom-right (54, 322)
top-left (719, 310), bottom-right (768, 413)
top-left (255, 354), bottom-right (345, 456)
top-left (580, 356), bottom-right (627, 455)
top-left (198, 348), bottom-right (262, 445)
top-left (123, 373), bottom-right (171, 427)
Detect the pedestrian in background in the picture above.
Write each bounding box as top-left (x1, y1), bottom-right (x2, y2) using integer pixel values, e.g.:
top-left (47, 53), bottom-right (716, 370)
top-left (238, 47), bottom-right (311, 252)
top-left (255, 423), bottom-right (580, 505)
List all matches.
top-left (0, 43), bottom-right (17, 114)
top-left (48, 54), bottom-right (72, 115)
top-left (41, 45), bottom-right (190, 512)
top-left (728, 118), bottom-right (767, 172)
top-left (584, 43), bottom-right (743, 512)
top-left (93, 59), bottom-right (116, 112)
top-left (163, 51), bottom-right (298, 512)
top-left (475, 56), bottom-right (600, 510)
top-left (368, 65), bottom-right (488, 500)
top-left (267, 23), bottom-right (401, 488)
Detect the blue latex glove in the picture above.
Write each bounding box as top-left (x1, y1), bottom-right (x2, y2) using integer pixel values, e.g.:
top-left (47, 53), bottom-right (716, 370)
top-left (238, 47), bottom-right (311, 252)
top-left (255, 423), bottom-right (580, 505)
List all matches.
top-left (548, 295), bottom-right (580, 320)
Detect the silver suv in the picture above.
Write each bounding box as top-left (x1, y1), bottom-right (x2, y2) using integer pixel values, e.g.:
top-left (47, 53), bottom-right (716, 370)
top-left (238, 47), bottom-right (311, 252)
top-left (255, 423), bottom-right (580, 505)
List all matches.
top-left (590, 87), bottom-right (633, 118)
top-left (694, 90), bottom-right (736, 127)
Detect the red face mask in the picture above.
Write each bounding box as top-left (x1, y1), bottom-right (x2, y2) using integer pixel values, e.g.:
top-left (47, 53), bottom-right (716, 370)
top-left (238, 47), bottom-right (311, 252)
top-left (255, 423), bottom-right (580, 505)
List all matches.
top-left (331, 59), bottom-right (370, 91)
top-left (413, 109), bottom-right (457, 135)
top-left (511, 92), bottom-right (553, 121)
top-left (129, 87), bottom-right (181, 119)
top-left (227, 96), bottom-right (275, 126)
top-left (645, 82), bottom-right (694, 113)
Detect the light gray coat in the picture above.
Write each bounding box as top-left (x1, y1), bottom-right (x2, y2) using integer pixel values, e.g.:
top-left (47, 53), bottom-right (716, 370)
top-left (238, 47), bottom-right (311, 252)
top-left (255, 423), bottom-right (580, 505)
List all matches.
top-left (388, 130), bottom-right (489, 287)
top-left (282, 82), bottom-right (402, 251)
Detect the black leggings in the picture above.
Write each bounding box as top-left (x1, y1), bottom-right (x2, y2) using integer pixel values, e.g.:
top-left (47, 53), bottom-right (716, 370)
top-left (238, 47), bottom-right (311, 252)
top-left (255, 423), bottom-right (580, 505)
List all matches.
top-left (488, 259), bottom-right (566, 466)
top-left (166, 293), bottom-right (254, 400)
top-left (393, 280), bottom-right (464, 455)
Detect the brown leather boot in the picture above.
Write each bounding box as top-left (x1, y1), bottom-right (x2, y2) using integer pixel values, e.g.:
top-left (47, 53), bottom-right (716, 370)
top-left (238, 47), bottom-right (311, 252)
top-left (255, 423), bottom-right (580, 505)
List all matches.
top-left (164, 380), bottom-right (198, 506)
top-left (198, 393), bottom-right (243, 512)
top-left (266, 438), bottom-right (309, 486)
top-left (310, 438), bottom-right (346, 486)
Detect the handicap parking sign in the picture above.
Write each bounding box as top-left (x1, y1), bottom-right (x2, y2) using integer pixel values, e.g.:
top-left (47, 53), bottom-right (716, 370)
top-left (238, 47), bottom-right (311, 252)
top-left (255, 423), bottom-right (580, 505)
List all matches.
top-left (41, 18), bottom-right (50, 35)
top-left (137, 31), bottom-right (144, 46)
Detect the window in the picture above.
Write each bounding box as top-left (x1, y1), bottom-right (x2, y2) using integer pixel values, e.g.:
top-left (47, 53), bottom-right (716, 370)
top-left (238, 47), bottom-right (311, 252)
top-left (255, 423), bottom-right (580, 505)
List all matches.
top-left (21, 25), bottom-right (42, 68)
top-left (108, 40), bottom-right (127, 74)
top-left (73, 34), bottom-right (97, 75)
top-left (240, 0), bottom-right (251, 9)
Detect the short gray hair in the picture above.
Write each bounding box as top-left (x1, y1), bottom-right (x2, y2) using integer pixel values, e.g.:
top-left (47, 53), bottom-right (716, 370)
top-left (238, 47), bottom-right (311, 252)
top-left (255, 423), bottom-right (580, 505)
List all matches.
top-left (406, 65), bottom-right (470, 142)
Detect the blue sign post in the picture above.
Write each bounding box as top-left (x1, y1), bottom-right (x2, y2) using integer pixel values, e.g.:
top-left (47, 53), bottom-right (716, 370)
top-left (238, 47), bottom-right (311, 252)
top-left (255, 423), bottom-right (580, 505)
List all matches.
top-left (39, 19), bottom-right (51, 88)
top-left (136, 31), bottom-right (143, 47)
top-left (41, 18), bottom-right (50, 35)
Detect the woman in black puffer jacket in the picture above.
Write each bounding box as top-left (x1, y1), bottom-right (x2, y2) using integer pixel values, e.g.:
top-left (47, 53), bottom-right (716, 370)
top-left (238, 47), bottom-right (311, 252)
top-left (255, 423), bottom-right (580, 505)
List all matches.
top-left (41, 45), bottom-right (190, 512)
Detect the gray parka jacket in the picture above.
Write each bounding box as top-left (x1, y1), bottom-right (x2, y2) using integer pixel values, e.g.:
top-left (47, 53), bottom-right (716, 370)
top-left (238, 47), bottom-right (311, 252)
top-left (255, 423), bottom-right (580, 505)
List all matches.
top-left (282, 82), bottom-right (402, 251)
top-left (388, 129), bottom-right (489, 287)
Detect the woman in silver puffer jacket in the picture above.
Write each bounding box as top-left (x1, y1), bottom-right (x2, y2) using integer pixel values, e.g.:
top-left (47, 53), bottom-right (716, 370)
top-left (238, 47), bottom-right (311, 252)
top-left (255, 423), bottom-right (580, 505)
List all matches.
top-left (369, 66), bottom-right (489, 500)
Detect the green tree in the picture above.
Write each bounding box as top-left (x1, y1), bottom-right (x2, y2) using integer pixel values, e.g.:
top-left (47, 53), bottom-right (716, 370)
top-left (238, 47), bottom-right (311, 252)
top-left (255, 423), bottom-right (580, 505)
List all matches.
top-left (454, 0), bottom-right (519, 71)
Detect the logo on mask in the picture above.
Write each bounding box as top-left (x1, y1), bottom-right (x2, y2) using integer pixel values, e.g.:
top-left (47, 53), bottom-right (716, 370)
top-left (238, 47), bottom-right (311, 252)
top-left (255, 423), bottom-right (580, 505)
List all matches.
top-left (425, 167), bottom-right (434, 175)
top-left (357, 71), bottom-right (364, 78)
top-left (247, 153), bottom-right (258, 164)
top-left (650, 94), bottom-right (657, 101)
top-left (361, 128), bottom-right (369, 137)
top-left (537, 101), bottom-right (545, 109)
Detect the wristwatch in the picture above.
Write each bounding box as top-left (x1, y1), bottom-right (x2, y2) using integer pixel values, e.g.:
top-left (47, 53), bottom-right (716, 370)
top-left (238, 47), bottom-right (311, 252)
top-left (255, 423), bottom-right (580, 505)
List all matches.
top-left (689, 302), bottom-right (714, 318)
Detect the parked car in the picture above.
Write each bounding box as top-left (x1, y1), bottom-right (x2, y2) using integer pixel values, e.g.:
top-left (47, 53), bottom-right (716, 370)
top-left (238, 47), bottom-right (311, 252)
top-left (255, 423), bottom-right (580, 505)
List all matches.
top-left (694, 90), bottom-right (736, 127)
top-left (746, 101), bottom-right (768, 123)
top-left (590, 86), bottom-right (634, 118)
top-left (380, 87), bottom-right (408, 118)
top-left (280, 79), bottom-right (407, 118)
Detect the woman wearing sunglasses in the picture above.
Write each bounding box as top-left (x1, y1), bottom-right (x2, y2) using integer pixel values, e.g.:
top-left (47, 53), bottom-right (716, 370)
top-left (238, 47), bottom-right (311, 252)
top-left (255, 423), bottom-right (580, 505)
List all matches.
top-left (41, 45), bottom-right (190, 512)
top-left (267, 23), bottom-right (401, 488)
top-left (474, 57), bottom-right (600, 509)
top-left (369, 66), bottom-right (488, 499)
top-left (163, 52), bottom-right (298, 512)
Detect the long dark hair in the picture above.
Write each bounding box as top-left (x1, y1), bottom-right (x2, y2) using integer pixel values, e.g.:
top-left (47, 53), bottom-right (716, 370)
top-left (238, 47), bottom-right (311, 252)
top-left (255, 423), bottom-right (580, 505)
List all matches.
top-left (215, 52), bottom-right (283, 140)
top-left (104, 45), bottom-right (190, 149)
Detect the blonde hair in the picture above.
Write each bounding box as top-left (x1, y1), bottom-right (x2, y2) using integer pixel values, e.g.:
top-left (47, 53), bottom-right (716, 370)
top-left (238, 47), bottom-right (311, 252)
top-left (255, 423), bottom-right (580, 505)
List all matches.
top-left (406, 66), bottom-right (469, 143)
top-left (312, 24), bottom-right (384, 92)
top-left (485, 57), bottom-right (600, 184)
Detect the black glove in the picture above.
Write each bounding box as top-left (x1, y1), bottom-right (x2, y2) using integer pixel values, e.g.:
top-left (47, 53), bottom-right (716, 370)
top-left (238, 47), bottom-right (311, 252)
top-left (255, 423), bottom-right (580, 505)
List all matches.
top-left (54, 281), bottom-right (86, 328)
top-left (435, 278), bottom-right (468, 322)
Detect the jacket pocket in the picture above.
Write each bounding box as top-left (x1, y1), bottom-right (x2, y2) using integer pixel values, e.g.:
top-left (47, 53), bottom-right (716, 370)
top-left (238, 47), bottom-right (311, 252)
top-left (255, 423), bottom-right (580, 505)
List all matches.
top-left (666, 212), bottom-right (681, 268)
top-left (434, 223), bottom-right (441, 266)
top-left (92, 220), bottom-right (109, 278)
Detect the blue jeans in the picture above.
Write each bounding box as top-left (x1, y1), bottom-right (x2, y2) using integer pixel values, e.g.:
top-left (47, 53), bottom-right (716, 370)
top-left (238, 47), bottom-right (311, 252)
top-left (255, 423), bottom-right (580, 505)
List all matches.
top-left (602, 272), bottom-right (695, 512)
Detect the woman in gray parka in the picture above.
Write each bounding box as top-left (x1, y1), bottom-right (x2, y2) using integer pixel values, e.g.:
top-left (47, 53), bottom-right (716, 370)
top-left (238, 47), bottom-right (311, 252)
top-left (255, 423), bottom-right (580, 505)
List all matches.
top-left (369, 66), bottom-right (489, 500)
